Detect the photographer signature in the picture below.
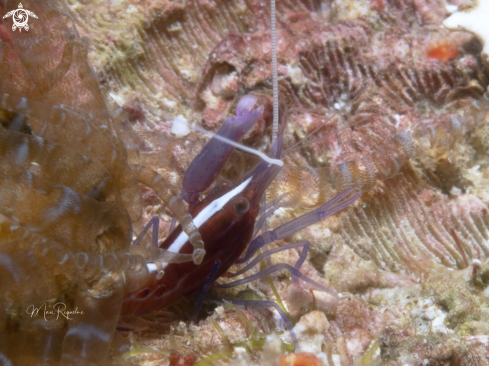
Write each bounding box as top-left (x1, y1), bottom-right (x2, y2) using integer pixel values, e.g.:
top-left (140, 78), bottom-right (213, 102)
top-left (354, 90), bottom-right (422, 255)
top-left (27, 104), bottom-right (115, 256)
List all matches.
top-left (26, 302), bottom-right (84, 321)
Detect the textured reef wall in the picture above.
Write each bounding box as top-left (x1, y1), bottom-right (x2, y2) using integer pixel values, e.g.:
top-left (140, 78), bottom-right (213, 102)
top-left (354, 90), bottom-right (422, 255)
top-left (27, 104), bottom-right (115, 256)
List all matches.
top-left (1, 0), bottom-right (489, 365)
top-left (65, 0), bottom-right (489, 364)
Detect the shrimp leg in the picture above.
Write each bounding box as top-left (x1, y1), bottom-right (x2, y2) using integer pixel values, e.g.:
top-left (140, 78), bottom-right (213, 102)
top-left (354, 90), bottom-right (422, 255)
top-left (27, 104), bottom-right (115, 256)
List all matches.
top-left (222, 298), bottom-right (300, 352)
top-left (193, 259), bottom-right (221, 318)
top-left (131, 165), bottom-right (206, 265)
top-left (227, 241), bottom-right (310, 278)
top-left (238, 187), bottom-right (360, 264)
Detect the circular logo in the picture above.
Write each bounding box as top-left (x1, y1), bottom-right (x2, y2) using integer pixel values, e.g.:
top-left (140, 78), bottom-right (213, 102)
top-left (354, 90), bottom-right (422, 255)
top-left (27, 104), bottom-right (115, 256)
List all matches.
top-left (2, 3), bottom-right (38, 32)
top-left (12, 8), bottom-right (29, 30)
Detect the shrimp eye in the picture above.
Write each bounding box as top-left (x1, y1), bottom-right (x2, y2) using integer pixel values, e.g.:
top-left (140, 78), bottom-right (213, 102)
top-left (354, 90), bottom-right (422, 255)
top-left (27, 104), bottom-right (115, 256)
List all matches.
top-left (232, 197), bottom-right (250, 214)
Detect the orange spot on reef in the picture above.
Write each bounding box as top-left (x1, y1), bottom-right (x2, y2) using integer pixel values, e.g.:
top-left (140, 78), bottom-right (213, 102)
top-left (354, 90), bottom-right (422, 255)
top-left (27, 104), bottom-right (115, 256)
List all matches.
top-left (426, 42), bottom-right (458, 62)
top-left (169, 350), bottom-right (196, 366)
top-left (280, 353), bottom-right (324, 366)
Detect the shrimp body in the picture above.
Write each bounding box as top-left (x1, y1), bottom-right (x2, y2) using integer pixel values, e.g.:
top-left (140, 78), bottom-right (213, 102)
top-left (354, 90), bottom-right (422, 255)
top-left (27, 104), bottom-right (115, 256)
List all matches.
top-left (122, 112), bottom-right (283, 316)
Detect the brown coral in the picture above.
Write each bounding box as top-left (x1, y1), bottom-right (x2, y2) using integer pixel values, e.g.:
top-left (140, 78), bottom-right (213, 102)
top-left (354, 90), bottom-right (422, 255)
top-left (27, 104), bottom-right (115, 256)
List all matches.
top-left (60, 0), bottom-right (489, 364)
top-left (2, 0), bottom-right (489, 364)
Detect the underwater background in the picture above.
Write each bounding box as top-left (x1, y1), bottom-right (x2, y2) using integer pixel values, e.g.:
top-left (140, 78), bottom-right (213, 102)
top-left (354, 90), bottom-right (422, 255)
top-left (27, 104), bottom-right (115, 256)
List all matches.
top-left (1, 0), bottom-right (489, 364)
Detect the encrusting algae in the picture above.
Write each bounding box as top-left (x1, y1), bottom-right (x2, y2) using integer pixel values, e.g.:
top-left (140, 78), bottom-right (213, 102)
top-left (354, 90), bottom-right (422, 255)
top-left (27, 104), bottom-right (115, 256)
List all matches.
top-left (1, 0), bottom-right (489, 365)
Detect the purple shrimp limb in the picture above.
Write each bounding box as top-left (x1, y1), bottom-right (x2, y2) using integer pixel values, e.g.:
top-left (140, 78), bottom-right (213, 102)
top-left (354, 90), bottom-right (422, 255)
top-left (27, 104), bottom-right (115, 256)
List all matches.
top-left (132, 216), bottom-right (160, 248)
top-left (193, 259), bottom-right (221, 318)
top-left (253, 193), bottom-right (297, 238)
top-left (217, 258), bottom-right (337, 298)
top-left (258, 192), bottom-right (292, 216)
top-left (221, 298), bottom-right (300, 353)
top-left (181, 95), bottom-right (264, 205)
top-left (237, 187), bottom-right (360, 264)
top-left (228, 241), bottom-right (309, 278)
top-left (236, 95), bottom-right (260, 116)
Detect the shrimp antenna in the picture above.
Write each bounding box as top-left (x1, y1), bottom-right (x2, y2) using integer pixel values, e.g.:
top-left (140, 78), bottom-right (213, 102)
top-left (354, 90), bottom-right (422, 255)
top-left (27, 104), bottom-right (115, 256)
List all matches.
top-left (271, 0), bottom-right (279, 146)
top-left (170, 115), bottom-right (283, 166)
top-left (191, 123), bottom-right (283, 166)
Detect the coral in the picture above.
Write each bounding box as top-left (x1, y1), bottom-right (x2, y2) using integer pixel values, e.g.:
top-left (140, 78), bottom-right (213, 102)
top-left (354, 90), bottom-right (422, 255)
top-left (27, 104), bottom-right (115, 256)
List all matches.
top-left (379, 327), bottom-right (489, 366)
top-left (2, 0), bottom-right (489, 364)
top-left (425, 268), bottom-right (489, 327)
top-left (60, 0), bottom-right (489, 362)
top-left (289, 311), bottom-right (330, 354)
top-left (65, 0), bottom-right (489, 195)
top-left (330, 169), bottom-right (489, 272)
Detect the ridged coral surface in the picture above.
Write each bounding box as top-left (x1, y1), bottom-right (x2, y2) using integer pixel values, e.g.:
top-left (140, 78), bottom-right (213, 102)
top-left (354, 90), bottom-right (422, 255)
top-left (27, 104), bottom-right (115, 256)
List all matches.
top-left (67, 0), bottom-right (489, 271)
top-left (1, 0), bottom-right (489, 364)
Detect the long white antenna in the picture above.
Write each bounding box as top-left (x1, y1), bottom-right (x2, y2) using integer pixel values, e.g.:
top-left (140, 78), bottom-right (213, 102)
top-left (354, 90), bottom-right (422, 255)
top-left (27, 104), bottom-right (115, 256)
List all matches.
top-left (271, 0), bottom-right (279, 146)
top-left (192, 124), bottom-right (284, 167)
top-left (170, 115), bottom-right (284, 167)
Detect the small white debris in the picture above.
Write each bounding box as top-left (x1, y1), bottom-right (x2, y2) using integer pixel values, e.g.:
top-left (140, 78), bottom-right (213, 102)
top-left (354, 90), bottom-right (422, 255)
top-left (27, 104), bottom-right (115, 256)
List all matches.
top-left (285, 64), bottom-right (306, 87)
top-left (161, 97), bottom-right (177, 109)
top-left (233, 347), bottom-right (247, 355)
top-left (170, 115), bottom-right (190, 137)
top-left (179, 69), bottom-right (193, 82)
top-left (450, 186), bottom-right (462, 195)
top-left (215, 306), bottom-right (225, 316)
top-left (291, 311), bottom-right (329, 353)
top-left (393, 114), bottom-right (401, 128)
top-left (334, 100), bottom-right (346, 110)
top-left (445, 3), bottom-right (458, 13)
top-left (127, 5), bottom-right (137, 13)
top-left (167, 22), bottom-right (182, 32)
top-left (108, 92), bottom-right (125, 106)
top-left (443, 0), bottom-right (489, 66)
top-left (233, 347), bottom-right (248, 361)
top-left (469, 165), bottom-right (481, 174)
